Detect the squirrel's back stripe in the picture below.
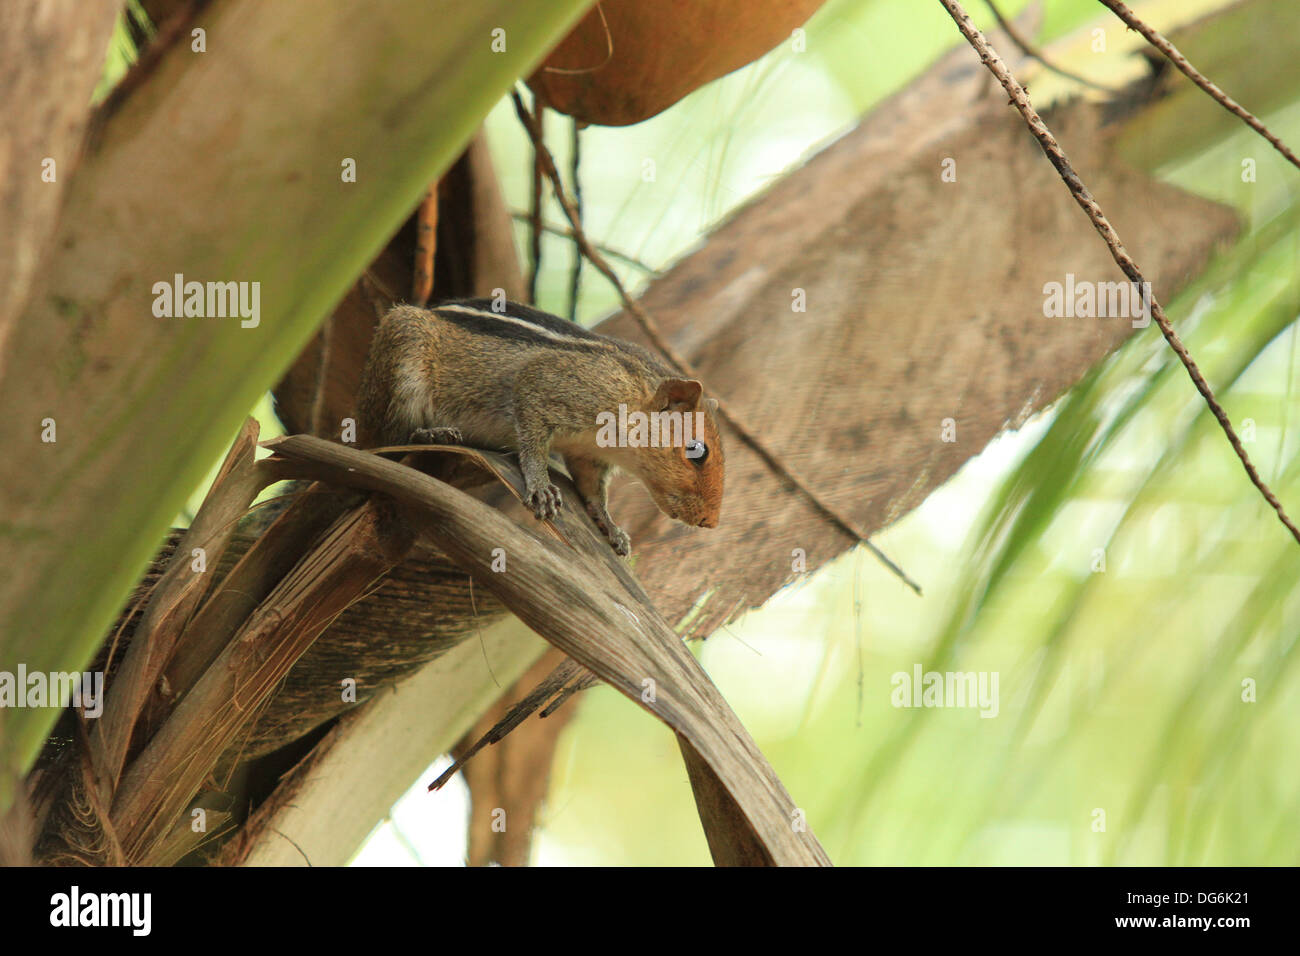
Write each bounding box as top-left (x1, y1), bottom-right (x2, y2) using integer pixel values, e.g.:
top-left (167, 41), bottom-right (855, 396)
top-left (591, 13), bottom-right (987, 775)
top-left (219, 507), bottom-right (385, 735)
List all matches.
top-left (446, 298), bottom-right (608, 339)
top-left (432, 300), bottom-right (612, 353)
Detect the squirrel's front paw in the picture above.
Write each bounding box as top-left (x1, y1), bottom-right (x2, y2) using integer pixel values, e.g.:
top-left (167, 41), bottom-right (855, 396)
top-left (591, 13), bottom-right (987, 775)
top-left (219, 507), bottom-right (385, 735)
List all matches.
top-left (605, 526), bottom-right (631, 557)
top-left (526, 483), bottom-right (563, 520)
top-left (410, 426), bottom-right (463, 445)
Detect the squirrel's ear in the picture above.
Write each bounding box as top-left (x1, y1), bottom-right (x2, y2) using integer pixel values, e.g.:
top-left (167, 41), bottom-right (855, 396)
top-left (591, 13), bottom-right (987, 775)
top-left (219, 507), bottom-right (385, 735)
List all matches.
top-left (654, 378), bottom-right (703, 411)
top-left (705, 397), bottom-right (719, 414)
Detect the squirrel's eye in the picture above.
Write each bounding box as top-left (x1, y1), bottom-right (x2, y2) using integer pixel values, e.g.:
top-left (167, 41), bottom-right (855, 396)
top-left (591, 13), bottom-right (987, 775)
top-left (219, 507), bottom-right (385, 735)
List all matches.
top-left (685, 439), bottom-right (708, 464)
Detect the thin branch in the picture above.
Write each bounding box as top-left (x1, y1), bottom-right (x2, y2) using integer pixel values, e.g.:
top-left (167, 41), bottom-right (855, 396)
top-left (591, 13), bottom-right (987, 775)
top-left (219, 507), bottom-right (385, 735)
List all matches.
top-left (568, 117), bottom-right (584, 321)
top-left (468, 576), bottom-right (500, 689)
top-left (526, 91), bottom-right (545, 304)
top-left (308, 307), bottom-right (334, 435)
top-left (412, 182), bottom-right (438, 307)
top-left (937, 0), bottom-right (1300, 546)
top-left (1097, 0), bottom-right (1300, 172)
top-left (510, 89), bottom-right (923, 594)
top-left (984, 0), bottom-right (1116, 94)
top-left (509, 212), bottom-right (662, 276)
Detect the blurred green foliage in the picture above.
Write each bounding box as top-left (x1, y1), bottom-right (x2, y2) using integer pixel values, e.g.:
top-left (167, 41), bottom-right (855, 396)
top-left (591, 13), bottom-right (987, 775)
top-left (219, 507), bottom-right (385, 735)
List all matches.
top-left (462, 0), bottom-right (1300, 865)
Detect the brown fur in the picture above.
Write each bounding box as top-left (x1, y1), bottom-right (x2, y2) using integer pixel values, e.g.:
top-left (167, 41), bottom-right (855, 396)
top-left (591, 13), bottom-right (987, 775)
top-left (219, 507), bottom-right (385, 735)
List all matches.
top-left (356, 301), bottom-right (724, 554)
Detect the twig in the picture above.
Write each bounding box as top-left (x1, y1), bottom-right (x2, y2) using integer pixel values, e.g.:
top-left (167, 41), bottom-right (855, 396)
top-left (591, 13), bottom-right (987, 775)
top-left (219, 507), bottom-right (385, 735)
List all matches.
top-left (468, 576), bottom-right (500, 689)
top-left (1097, 0), bottom-right (1300, 173)
top-left (429, 659), bottom-right (585, 790)
top-left (412, 182), bottom-right (438, 307)
top-left (510, 90), bottom-right (923, 594)
top-left (568, 117), bottom-right (583, 321)
top-left (308, 308), bottom-right (333, 435)
top-left (509, 212), bottom-right (662, 275)
top-left (984, 0), bottom-right (1116, 94)
top-left (527, 92), bottom-right (545, 304)
top-left (937, 0), bottom-right (1300, 546)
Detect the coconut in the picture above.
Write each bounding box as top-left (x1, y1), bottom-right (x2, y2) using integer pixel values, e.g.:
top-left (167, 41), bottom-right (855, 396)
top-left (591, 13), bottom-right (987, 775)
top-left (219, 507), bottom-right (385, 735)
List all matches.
top-left (528, 0), bottom-right (827, 126)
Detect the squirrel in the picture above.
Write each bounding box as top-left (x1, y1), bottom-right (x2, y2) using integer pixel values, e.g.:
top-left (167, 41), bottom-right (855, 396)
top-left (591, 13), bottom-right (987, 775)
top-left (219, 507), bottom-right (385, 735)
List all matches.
top-left (355, 298), bottom-right (724, 555)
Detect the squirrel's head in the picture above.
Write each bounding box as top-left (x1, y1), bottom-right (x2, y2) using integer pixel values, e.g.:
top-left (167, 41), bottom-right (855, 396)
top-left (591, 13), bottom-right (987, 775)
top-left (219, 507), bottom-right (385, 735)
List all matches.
top-left (628, 378), bottom-right (724, 530)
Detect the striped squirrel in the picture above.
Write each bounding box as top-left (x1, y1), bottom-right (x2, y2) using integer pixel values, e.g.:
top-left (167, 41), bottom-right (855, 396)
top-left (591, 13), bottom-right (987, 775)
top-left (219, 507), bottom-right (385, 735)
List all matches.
top-left (356, 298), bottom-right (723, 555)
